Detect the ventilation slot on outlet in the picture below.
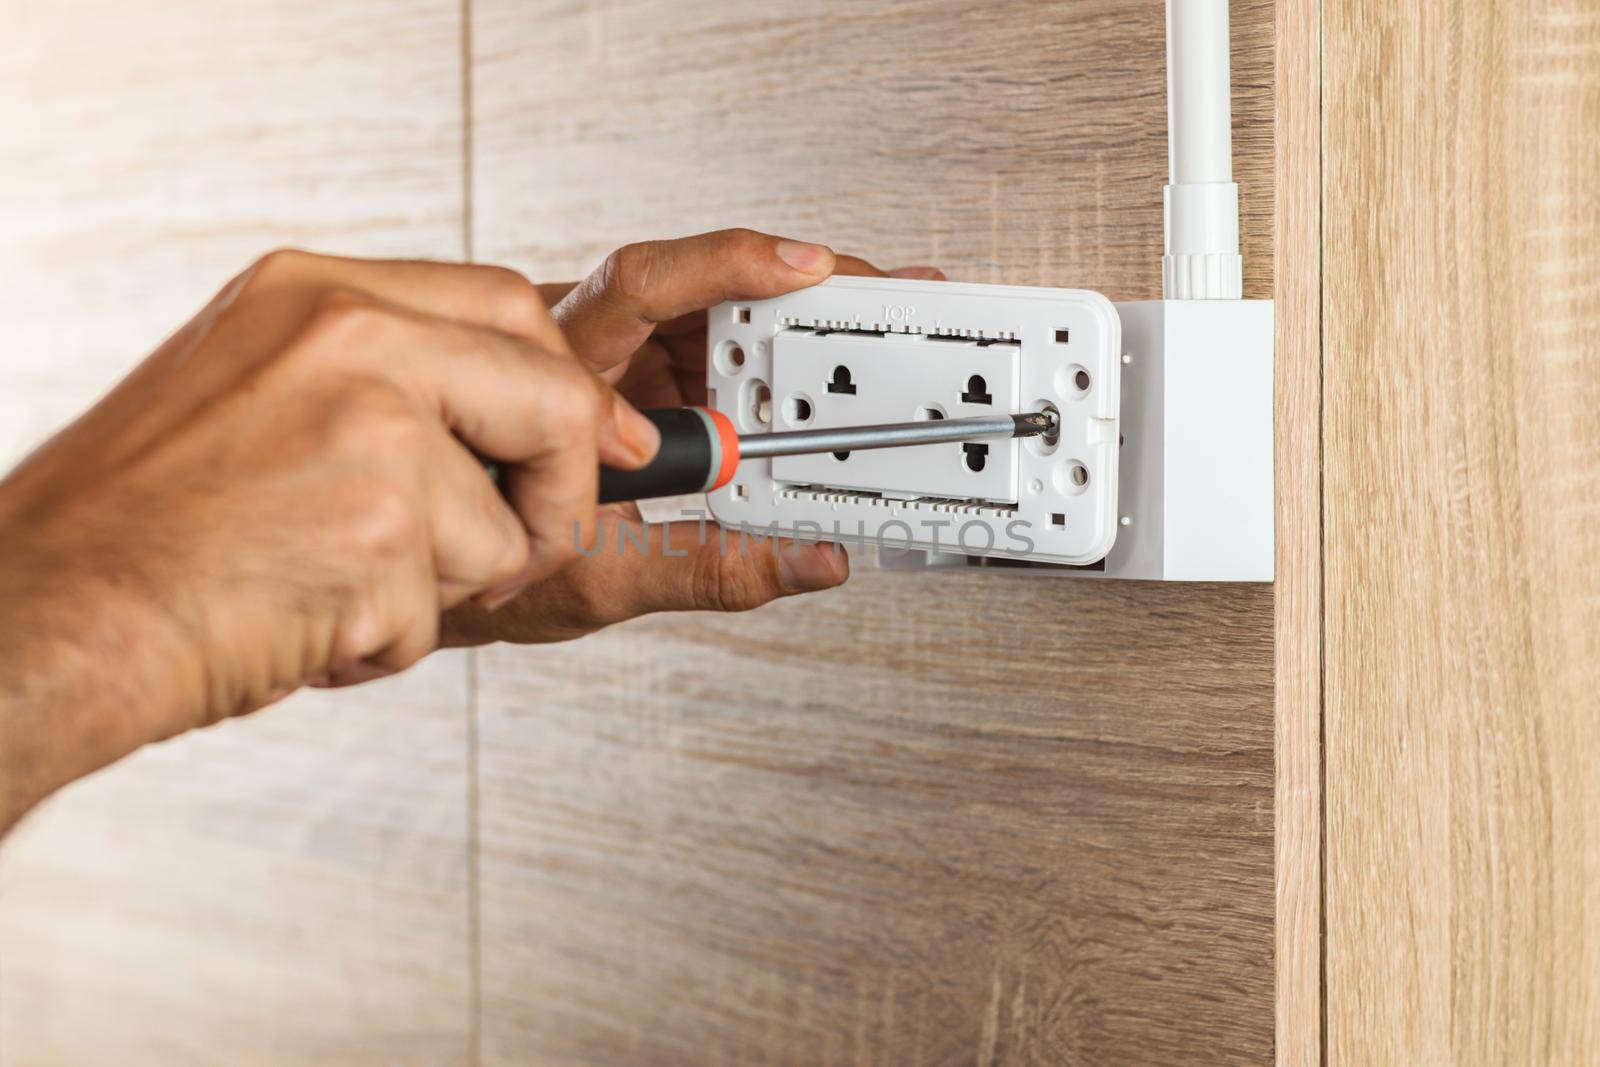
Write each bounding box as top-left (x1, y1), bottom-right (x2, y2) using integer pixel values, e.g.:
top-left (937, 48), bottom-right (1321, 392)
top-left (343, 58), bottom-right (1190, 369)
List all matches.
top-left (778, 486), bottom-right (1017, 519)
top-left (784, 325), bottom-right (886, 339)
top-left (778, 317), bottom-right (1020, 341)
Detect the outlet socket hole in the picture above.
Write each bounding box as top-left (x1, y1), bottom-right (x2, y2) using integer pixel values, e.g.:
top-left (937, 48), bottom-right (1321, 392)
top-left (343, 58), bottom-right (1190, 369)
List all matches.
top-left (783, 394), bottom-right (814, 426)
top-left (916, 405), bottom-right (946, 421)
top-left (963, 442), bottom-right (988, 472)
top-left (827, 365), bottom-right (857, 395)
top-left (831, 451), bottom-right (851, 462)
top-left (961, 375), bottom-right (992, 405)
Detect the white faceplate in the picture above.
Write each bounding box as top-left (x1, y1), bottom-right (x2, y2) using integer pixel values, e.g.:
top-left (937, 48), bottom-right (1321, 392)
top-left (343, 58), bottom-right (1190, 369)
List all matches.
top-left (770, 329), bottom-right (1021, 502)
top-left (706, 276), bottom-right (1122, 565)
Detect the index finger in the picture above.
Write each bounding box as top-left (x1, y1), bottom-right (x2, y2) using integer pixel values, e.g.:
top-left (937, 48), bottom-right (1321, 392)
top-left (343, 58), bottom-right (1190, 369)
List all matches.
top-left (553, 228), bottom-right (838, 373)
top-left (242, 248), bottom-right (572, 358)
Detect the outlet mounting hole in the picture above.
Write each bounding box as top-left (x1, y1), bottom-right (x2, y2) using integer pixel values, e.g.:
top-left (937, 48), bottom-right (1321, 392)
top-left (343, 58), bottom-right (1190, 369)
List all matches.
top-left (1058, 363), bottom-right (1092, 399)
top-left (1054, 459), bottom-right (1091, 496)
top-left (1026, 399), bottom-right (1061, 456)
top-left (739, 379), bottom-right (772, 430)
top-left (1051, 512), bottom-right (1067, 529)
top-left (783, 394), bottom-right (814, 426)
top-left (1054, 329), bottom-right (1070, 344)
top-left (714, 341), bottom-right (746, 375)
top-left (734, 306), bottom-right (751, 324)
top-left (827, 365), bottom-right (857, 395)
top-left (963, 442), bottom-right (988, 472)
top-left (961, 375), bottom-right (992, 405)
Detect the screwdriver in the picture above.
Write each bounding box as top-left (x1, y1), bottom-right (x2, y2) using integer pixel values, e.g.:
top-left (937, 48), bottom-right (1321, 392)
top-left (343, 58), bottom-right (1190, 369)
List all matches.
top-left (596, 407), bottom-right (1058, 503)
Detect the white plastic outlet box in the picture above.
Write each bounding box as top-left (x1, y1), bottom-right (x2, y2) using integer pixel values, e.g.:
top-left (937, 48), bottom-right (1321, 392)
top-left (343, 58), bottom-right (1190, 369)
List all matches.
top-left (705, 276), bottom-right (1123, 566)
top-left (891, 298), bottom-right (1274, 581)
top-left (1092, 299), bottom-right (1274, 580)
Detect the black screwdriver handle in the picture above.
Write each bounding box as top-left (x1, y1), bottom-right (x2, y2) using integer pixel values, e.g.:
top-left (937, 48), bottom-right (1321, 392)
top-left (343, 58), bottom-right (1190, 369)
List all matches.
top-left (598, 407), bottom-right (740, 504)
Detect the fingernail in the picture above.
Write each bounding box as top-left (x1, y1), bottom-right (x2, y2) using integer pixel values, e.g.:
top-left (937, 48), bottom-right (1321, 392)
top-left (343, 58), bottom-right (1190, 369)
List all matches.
top-left (776, 240), bottom-right (833, 274)
top-left (889, 266), bottom-right (945, 280)
top-left (619, 404), bottom-right (661, 464)
top-left (778, 543), bottom-right (846, 593)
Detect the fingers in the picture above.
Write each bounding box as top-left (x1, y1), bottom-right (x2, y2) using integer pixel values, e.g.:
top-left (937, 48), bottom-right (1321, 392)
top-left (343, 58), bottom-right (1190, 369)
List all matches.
top-left (440, 519), bottom-right (850, 647)
top-left (554, 228), bottom-right (837, 373)
top-left (283, 292), bottom-right (662, 623)
top-left (831, 254), bottom-right (890, 279)
top-left (315, 555), bottom-right (441, 688)
top-left (830, 255), bottom-right (946, 281)
top-left (629, 522), bottom-right (850, 616)
top-left (420, 429), bottom-right (532, 610)
top-left (240, 248), bottom-right (573, 355)
top-left (389, 311), bottom-right (658, 469)
top-left (381, 314), bottom-right (658, 584)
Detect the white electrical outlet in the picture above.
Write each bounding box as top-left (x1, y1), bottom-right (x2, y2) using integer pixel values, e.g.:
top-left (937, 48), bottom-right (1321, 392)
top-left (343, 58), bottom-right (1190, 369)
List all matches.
top-left (706, 276), bottom-right (1122, 565)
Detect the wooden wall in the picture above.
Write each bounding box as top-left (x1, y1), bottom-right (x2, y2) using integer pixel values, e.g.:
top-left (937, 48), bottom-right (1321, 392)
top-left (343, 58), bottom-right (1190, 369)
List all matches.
top-left (9, 2), bottom-right (1596, 1064)
top-left (0, 2), bottom-right (475, 1063)
top-left (468, 2), bottom-right (1280, 1065)
top-left (1321, 1), bottom-right (1600, 1064)
top-left (0, 1), bottom-right (1333, 1065)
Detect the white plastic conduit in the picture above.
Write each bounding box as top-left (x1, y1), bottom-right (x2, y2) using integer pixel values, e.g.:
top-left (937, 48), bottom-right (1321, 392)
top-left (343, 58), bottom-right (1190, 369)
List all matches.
top-left (1163, 0), bottom-right (1243, 299)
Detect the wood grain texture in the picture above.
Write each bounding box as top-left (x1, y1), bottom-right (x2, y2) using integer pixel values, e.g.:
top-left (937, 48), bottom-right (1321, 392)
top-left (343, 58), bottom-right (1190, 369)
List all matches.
top-left (1322, 1), bottom-right (1600, 1064)
top-left (0, 2), bottom-right (473, 1062)
top-left (1272, 0), bottom-right (1323, 1064)
top-left (478, 579), bottom-right (1276, 1066)
top-left (470, 2), bottom-right (1281, 1063)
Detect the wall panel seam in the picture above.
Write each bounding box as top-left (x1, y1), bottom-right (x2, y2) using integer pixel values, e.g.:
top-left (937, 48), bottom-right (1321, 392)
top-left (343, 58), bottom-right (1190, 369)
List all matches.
top-left (460, 1), bottom-right (482, 1064)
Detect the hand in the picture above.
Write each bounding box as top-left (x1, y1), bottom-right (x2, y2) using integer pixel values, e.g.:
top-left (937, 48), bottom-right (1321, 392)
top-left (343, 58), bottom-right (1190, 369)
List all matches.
top-left (0, 250), bottom-right (656, 828)
top-left (442, 228), bottom-right (945, 645)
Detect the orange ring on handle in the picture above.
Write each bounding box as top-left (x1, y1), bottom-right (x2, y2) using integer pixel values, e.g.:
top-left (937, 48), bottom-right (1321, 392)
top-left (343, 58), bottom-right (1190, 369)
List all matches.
top-left (700, 407), bottom-right (741, 492)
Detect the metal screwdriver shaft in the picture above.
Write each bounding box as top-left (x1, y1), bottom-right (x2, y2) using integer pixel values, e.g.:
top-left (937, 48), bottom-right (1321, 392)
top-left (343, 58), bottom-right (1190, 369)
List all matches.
top-left (737, 412), bottom-right (1055, 459)
top-left (591, 408), bottom-right (1058, 504)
